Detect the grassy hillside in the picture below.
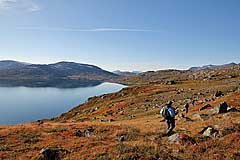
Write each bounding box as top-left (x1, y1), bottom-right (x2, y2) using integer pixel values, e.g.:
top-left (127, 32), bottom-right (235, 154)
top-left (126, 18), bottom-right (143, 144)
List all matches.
top-left (0, 66), bottom-right (240, 159)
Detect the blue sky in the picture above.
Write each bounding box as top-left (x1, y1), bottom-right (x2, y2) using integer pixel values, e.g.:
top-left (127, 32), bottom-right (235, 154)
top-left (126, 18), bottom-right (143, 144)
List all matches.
top-left (0, 0), bottom-right (239, 71)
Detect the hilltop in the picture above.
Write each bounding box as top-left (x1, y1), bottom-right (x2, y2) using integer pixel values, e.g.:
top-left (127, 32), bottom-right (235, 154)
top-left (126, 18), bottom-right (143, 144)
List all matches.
top-left (0, 63), bottom-right (239, 159)
top-left (189, 62), bottom-right (237, 71)
top-left (0, 60), bottom-right (118, 88)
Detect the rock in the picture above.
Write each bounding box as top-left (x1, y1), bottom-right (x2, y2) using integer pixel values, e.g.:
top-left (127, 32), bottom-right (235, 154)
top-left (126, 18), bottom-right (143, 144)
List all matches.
top-left (40, 148), bottom-right (61, 160)
top-left (200, 127), bottom-right (218, 137)
top-left (84, 127), bottom-right (95, 137)
top-left (192, 113), bottom-right (209, 121)
top-left (227, 107), bottom-right (240, 112)
top-left (118, 135), bottom-right (125, 142)
top-left (166, 80), bottom-right (176, 85)
top-left (199, 104), bottom-right (212, 111)
top-left (168, 133), bottom-right (180, 144)
top-left (74, 130), bottom-right (82, 137)
top-left (220, 127), bottom-right (236, 136)
top-left (178, 114), bottom-right (193, 121)
top-left (208, 102), bottom-right (230, 115)
top-left (218, 102), bottom-right (228, 113)
top-left (214, 91), bottom-right (224, 97)
top-left (208, 107), bottom-right (219, 115)
top-left (108, 119), bottom-right (114, 122)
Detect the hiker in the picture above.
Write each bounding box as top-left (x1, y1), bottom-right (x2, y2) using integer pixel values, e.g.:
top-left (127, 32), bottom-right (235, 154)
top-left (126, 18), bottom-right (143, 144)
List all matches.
top-left (184, 103), bottom-right (189, 113)
top-left (192, 100), bottom-right (196, 106)
top-left (160, 101), bottom-right (176, 136)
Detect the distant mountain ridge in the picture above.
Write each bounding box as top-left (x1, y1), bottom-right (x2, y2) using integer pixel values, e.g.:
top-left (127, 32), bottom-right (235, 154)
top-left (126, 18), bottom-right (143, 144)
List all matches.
top-left (189, 62), bottom-right (237, 71)
top-left (0, 60), bottom-right (118, 88)
top-left (113, 70), bottom-right (142, 76)
top-left (0, 60), bottom-right (30, 70)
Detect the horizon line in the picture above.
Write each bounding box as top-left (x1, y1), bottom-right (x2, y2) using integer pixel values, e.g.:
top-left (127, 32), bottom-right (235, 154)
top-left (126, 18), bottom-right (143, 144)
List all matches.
top-left (0, 59), bottom-right (238, 72)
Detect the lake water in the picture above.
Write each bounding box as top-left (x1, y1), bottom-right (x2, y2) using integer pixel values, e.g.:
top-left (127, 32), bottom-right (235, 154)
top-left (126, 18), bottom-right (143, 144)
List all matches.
top-left (0, 82), bottom-right (126, 125)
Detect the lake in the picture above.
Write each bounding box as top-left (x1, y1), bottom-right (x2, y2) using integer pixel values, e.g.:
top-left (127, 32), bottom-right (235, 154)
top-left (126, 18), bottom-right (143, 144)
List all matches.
top-left (0, 82), bottom-right (126, 125)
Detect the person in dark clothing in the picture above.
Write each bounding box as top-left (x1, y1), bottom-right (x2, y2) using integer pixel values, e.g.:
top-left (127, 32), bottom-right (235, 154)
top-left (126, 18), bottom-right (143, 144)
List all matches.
top-left (184, 103), bottom-right (189, 113)
top-left (160, 101), bottom-right (176, 136)
top-left (166, 117), bottom-right (175, 136)
top-left (192, 100), bottom-right (196, 106)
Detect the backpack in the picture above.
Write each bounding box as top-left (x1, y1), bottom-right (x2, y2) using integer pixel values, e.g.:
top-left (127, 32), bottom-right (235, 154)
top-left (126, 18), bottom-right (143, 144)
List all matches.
top-left (168, 107), bottom-right (176, 118)
top-left (160, 106), bottom-right (171, 118)
top-left (160, 106), bottom-right (176, 118)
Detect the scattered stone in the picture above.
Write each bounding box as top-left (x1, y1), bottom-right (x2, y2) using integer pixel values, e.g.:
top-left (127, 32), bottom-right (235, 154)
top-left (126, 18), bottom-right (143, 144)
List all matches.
top-left (214, 91), bottom-right (224, 97)
top-left (168, 133), bottom-right (180, 144)
top-left (40, 148), bottom-right (61, 160)
top-left (166, 80), bottom-right (176, 85)
top-left (192, 113), bottom-right (209, 121)
top-left (74, 130), bottom-right (82, 137)
top-left (227, 107), bottom-right (240, 112)
top-left (108, 119), bottom-right (114, 122)
top-left (181, 117), bottom-right (192, 122)
top-left (178, 114), bottom-right (193, 121)
top-left (199, 104), bottom-right (212, 111)
top-left (208, 107), bottom-right (219, 115)
top-left (200, 127), bottom-right (218, 137)
top-left (118, 135), bottom-right (125, 142)
top-left (220, 127), bottom-right (236, 136)
top-left (37, 120), bottom-right (44, 125)
top-left (218, 102), bottom-right (228, 113)
top-left (84, 127), bottom-right (95, 137)
top-left (208, 102), bottom-right (230, 115)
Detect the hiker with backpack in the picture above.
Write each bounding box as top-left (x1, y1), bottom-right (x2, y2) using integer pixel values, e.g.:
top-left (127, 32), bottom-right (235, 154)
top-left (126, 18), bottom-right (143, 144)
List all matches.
top-left (160, 101), bottom-right (176, 136)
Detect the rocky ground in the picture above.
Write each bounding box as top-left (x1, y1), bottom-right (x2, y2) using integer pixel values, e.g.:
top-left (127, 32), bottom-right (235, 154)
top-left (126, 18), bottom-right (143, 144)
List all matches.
top-left (0, 66), bottom-right (240, 160)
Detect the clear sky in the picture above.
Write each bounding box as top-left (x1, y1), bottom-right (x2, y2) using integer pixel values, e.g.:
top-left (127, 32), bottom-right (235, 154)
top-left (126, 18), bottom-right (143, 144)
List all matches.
top-left (0, 0), bottom-right (239, 71)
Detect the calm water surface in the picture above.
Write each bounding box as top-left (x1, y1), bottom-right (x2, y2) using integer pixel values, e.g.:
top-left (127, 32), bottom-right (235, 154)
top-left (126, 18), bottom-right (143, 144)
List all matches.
top-left (0, 82), bottom-right (125, 125)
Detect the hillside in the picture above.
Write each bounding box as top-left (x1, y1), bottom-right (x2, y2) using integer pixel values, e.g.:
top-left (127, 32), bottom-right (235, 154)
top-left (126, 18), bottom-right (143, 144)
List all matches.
top-left (189, 62), bottom-right (237, 71)
top-left (0, 61), bottom-right (118, 88)
top-left (116, 63), bottom-right (240, 85)
top-left (0, 64), bottom-right (239, 159)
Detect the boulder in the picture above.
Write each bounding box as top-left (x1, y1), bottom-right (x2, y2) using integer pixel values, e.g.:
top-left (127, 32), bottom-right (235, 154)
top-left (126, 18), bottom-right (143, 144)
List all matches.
top-left (199, 104), bottom-right (212, 111)
top-left (218, 102), bottom-right (228, 113)
top-left (40, 148), bottom-right (61, 160)
top-left (208, 102), bottom-right (229, 115)
top-left (118, 135), bottom-right (125, 142)
top-left (84, 127), bottom-right (95, 137)
top-left (168, 133), bottom-right (180, 144)
top-left (192, 113), bottom-right (209, 121)
top-left (200, 127), bottom-right (218, 137)
top-left (214, 91), bottom-right (224, 97)
top-left (74, 130), bottom-right (82, 137)
top-left (166, 80), bottom-right (176, 85)
top-left (178, 114), bottom-right (193, 122)
top-left (227, 107), bottom-right (240, 112)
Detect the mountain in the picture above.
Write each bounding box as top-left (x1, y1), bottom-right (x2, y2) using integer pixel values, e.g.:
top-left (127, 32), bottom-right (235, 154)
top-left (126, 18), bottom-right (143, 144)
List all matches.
top-left (189, 62), bottom-right (237, 71)
top-left (0, 60), bottom-right (119, 88)
top-left (0, 60), bottom-right (30, 70)
top-left (113, 70), bottom-right (142, 76)
top-left (116, 63), bottom-right (240, 85)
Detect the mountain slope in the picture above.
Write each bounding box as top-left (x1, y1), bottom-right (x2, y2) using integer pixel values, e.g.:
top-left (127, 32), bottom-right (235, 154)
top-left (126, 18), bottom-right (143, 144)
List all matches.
top-left (189, 62), bottom-right (237, 71)
top-left (0, 60), bottom-right (30, 70)
top-left (0, 60), bottom-right (119, 88)
top-left (116, 63), bottom-right (240, 85)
